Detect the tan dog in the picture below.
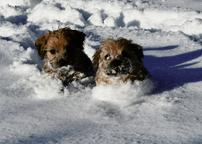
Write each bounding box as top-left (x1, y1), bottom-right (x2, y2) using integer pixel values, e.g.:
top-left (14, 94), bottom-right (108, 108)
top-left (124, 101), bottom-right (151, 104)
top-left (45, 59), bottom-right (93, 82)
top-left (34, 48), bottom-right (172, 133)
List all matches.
top-left (35, 27), bottom-right (94, 86)
top-left (93, 38), bottom-right (149, 85)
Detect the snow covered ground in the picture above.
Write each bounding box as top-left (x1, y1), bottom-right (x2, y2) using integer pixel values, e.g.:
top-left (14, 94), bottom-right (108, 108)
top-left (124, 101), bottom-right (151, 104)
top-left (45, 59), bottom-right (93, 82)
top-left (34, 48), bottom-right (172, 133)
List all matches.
top-left (0, 0), bottom-right (202, 143)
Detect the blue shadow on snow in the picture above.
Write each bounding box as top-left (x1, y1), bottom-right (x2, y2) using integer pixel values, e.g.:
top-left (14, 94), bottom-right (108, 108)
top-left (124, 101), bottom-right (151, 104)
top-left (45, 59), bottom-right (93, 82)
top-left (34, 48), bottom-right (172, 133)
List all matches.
top-left (144, 45), bottom-right (202, 93)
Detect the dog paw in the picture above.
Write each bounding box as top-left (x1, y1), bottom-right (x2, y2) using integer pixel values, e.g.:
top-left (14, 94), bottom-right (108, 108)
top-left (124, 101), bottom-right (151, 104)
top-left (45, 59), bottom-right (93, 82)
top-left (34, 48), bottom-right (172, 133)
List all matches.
top-left (58, 66), bottom-right (75, 74)
top-left (56, 66), bottom-right (89, 85)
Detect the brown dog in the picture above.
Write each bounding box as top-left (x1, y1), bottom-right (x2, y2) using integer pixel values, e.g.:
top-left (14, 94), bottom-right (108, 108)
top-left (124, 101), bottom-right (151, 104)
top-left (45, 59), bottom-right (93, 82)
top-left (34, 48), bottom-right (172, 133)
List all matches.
top-left (35, 27), bottom-right (94, 86)
top-left (93, 38), bottom-right (149, 85)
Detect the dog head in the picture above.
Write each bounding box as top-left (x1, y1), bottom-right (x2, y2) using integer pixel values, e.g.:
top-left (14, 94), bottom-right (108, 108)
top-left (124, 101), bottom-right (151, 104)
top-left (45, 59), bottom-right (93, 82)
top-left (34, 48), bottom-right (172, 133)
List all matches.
top-left (93, 38), bottom-right (149, 85)
top-left (35, 28), bottom-right (85, 69)
top-left (35, 28), bottom-right (95, 86)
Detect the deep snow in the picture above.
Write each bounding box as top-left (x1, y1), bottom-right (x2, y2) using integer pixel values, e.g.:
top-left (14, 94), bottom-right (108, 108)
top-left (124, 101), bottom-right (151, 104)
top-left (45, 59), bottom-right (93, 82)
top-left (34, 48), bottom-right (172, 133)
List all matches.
top-left (0, 0), bottom-right (202, 144)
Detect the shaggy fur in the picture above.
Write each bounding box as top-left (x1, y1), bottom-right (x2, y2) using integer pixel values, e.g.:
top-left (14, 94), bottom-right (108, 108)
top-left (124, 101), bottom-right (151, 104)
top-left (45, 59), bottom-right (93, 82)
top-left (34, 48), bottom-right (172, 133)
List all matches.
top-left (35, 27), bottom-right (94, 86)
top-left (93, 38), bottom-right (149, 85)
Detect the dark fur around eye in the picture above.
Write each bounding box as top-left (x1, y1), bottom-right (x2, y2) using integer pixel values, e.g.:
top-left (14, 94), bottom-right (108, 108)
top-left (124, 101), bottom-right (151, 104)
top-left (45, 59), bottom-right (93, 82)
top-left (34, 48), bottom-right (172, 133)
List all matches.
top-left (104, 54), bottom-right (111, 60)
top-left (50, 49), bottom-right (56, 55)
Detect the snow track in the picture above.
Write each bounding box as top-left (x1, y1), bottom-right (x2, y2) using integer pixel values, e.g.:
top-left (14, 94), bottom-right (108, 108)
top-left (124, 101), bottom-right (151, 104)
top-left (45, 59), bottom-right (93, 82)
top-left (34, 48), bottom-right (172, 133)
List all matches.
top-left (0, 0), bottom-right (202, 144)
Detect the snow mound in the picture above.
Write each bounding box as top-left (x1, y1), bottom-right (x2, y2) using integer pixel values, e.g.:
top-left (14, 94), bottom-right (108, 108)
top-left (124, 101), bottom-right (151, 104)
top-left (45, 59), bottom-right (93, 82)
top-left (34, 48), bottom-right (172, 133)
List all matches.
top-left (0, 5), bottom-right (24, 18)
top-left (0, 22), bottom-right (27, 37)
top-left (92, 79), bottom-right (155, 107)
top-left (0, 0), bottom-right (31, 7)
top-left (0, 0), bottom-right (42, 8)
top-left (9, 46), bottom-right (63, 100)
top-left (36, 0), bottom-right (202, 35)
top-left (0, 40), bottom-right (23, 67)
top-left (24, 0), bottom-right (202, 35)
top-left (123, 9), bottom-right (202, 35)
top-left (28, 1), bottom-right (85, 28)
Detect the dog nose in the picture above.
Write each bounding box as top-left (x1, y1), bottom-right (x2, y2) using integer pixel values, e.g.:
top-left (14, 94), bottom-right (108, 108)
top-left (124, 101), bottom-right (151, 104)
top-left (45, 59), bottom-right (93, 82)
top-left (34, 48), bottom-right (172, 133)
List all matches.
top-left (107, 58), bottom-right (131, 75)
top-left (110, 59), bottom-right (122, 68)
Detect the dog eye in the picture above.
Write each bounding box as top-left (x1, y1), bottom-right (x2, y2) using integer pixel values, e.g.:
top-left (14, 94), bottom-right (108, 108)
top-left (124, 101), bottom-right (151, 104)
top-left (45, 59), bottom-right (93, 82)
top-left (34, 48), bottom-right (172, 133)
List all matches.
top-left (50, 49), bottom-right (56, 55)
top-left (104, 54), bottom-right (111, 60)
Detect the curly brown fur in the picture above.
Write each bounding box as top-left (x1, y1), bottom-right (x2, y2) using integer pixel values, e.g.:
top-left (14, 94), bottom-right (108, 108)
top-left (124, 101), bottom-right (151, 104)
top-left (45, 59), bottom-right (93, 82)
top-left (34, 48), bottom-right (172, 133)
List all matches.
top-left (35, 27), bottom-right (94, 86)
top-left (93, 38), bottom-right (149, 85)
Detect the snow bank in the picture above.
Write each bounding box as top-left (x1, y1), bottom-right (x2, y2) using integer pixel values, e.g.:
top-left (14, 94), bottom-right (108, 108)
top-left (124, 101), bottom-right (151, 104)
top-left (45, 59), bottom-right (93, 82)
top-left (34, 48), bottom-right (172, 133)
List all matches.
top-left (0, 0), bottom-right (31, 7)
top-left (26, 0), bottom-right (202, 35)
top-left (33, 0), bottom-right (201, 35)
top-left (0, 0), bottom-right (42, 8)
top-left (0, 22), bottom-right (27, 37)
top-left (0, 40), bottom-right (23, 67)
top-left (0, 5), bottom-right (24, 18)
top-left (123, 9), bottom-right (202, 35)
top-left (9, 46), bottom-right (63, 100)
top-left (92, 79), bottom-right (154, 107)
top-left (28, 1), bottom-right (85, 28)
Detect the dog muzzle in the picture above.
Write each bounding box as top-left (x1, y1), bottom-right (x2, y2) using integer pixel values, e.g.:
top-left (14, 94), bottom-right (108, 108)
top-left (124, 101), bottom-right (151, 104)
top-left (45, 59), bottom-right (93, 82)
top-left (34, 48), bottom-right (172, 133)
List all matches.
top-left (106, 58), bottom-right (132, 76)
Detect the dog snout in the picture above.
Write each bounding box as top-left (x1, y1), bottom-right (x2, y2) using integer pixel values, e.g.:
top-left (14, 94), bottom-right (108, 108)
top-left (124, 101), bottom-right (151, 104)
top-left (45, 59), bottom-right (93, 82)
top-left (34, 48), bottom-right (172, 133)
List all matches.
top-left (106, 57), bottom-right (132, 75)
top-left (110, 59), bottom-right (122, 69)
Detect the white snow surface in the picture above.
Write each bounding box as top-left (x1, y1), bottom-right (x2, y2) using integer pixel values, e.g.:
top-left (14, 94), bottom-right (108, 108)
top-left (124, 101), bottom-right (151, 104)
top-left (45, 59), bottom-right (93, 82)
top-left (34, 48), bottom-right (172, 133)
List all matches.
top-left (0, 0), bottom-right (202, 144)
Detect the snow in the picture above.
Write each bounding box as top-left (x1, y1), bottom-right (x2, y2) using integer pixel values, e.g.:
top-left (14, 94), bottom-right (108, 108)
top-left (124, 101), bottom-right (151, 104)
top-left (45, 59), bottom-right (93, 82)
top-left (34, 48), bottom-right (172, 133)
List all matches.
top-left (0, 0), bottom-right (202, 144)
top-left (28, 1), bottom-right (86, 27)
top-left (92, 79), bottom-right (154, 107)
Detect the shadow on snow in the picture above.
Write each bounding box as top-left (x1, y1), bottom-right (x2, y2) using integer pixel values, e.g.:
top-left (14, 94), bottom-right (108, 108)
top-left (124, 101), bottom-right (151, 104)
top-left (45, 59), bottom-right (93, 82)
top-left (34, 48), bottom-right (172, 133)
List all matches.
top-left (144, 45), bottom-right (202, 93)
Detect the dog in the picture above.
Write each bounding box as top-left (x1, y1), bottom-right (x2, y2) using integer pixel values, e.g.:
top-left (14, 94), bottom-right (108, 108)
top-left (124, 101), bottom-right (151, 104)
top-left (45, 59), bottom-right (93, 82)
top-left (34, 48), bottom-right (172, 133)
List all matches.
top-left (93, 38), bottom-right (149, 85)
top-left (35, 27), bottom-right (94, 86)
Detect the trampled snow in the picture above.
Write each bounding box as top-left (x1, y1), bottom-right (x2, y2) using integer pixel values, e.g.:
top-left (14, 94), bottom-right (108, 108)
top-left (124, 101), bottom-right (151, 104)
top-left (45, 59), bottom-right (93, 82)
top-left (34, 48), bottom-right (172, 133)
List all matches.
top-left (0, 0), bottom-right (202, 144)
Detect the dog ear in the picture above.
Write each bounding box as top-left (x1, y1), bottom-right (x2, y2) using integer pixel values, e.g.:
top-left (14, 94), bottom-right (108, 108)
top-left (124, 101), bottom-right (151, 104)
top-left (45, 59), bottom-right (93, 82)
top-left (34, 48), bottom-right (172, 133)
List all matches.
top-left (62, 28), bottom-right (86, 50)
top-left (130, 43), bottom-right (144, 62)
top-left (35, 33), bottom-right (49, 58)
top-left (92, 48), bottom-right (101, 71)
top-left (117, 38), bottom-right (144, 62)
